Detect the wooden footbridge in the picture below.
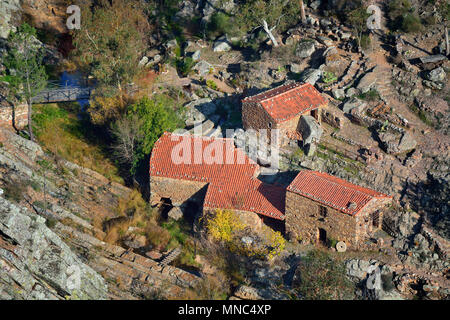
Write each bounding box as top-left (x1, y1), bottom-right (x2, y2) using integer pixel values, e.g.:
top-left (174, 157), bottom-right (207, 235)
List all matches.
top-left (31, 86), bottom-right (92, 104)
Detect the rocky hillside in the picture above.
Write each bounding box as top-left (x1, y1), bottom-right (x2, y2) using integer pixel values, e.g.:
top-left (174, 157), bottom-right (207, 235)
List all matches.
top-left (0, 126), bottom-right (199, 299)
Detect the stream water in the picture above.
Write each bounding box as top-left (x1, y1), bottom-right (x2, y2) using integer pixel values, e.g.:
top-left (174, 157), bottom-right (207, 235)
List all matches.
top-left (59, 71), bottom-right (90, 108)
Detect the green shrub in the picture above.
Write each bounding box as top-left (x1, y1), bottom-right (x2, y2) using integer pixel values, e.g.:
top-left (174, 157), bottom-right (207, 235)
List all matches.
top-left (360, 33), bottom-right (371, 50)
top-left (176, 57), bottom-right (195, 77)
top-left (46, 218), bottom-right (57, 229)
top-left (322, 71), bottom-right (337, 84)
top-left (206, 79), bottom-right (218, 91)
top-left (359, 89), bottom-right (380, 102)
top-left (401, 13), bottom-right (422, 33)
top-left (328, 238), bottom-right (338, 249)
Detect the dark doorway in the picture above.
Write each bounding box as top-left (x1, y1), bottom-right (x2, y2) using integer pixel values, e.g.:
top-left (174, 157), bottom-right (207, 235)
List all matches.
top-left (318, 228), bottom-right (327, 244)
top-left (182, 201), bottom-right (200, 227)
top-left (372, 211), bottom-right (380, 228)
top-left (159, 198), bottom-right (173, 219)
top-left (311, 109), bottom-right (319, 121)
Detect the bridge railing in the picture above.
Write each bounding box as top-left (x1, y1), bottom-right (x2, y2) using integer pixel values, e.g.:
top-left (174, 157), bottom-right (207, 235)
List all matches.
top-left (32, 87), bottom-right (92, 104)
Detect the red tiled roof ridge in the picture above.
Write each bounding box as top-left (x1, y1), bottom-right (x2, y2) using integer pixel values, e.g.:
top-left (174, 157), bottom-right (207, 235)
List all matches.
top-left (287, 170), bottom-right (391, 216)
top-left (303, 171), bottom-right (389, 198)
top-left (242, 82), bottom-right (328, 124)
top-left (243, 81), bottom-right (304, 103)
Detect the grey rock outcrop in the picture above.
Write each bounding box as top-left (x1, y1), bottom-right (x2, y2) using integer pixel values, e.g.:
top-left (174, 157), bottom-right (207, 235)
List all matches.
top-left (299, 115), bottom-right (323, 145)
top-left (300, 69), bottom-right (322, 85)
top-left (213, 35), bottom-right (232, 52)
top-left (0, 197), bottom-right (108, 300)
top-left (193, 60), bottom-right (214, 76)
top-left (425, 67), bottom-right (446, 83)
top-left (295, 40), bottom-right (316, 58)
top-left (342, 97), bottom-right (367, 114)
top-left (0, 0), bottom-right (21, 39)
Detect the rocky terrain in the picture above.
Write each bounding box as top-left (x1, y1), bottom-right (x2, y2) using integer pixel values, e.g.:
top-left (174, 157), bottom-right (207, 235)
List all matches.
top-left (0, 0), bottom-right (448, 300)
top-left (0, 126), bottom-right (199, 299)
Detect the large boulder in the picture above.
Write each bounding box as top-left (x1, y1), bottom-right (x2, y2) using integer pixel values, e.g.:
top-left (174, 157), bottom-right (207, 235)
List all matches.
top-left (357, 67), bottom-right (381, 93)
top-left (295, 40), bottom-right (316, 58)
top-left (213, 35), bottom-right (232, 52)
top-left (0, 0), bottom-right (21, 39)
top-left (425, 67), bottom-right (446, 83)
top-left (378, 131), bottom-right (417, 154)
top-left (342, 97), bottom-right (367, 114)
top-left (193, 60), bottom-right (214, 76)
top-left (300, 68), bottom-right (322, 85)
top-left (299, 115), bottom-right (323, 145)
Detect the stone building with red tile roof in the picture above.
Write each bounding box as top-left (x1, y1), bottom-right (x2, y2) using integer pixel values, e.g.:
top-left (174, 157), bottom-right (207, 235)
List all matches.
top-left (242, 82), bottom-right (328, 145)
top-left (149, 133), bottom-right (392, 248)
top-left (285, 170), bottom-right (392, 247)
top-left (149, 132), bottom-right (285, 230)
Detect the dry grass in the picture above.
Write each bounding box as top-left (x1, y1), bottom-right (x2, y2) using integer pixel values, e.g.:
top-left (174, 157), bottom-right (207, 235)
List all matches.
top-left (33, 103), bottom-right (123, 184)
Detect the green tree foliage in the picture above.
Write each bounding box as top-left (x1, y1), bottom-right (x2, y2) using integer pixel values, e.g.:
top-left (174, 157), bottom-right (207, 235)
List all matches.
top-left (234, 0), bottom-right (300, 45)
top-left (293, 250), bottom-right (355, 300)
top-left (387, 0), bottom-right (423, 33)
top-left (72, 0), bottom-right (150, 91)
top-left (347, 6), bottom-right (371, 48)
top-left (3, 23), bottom-right (47, 140)
top-left (111, 95), bottom-right (183, 175)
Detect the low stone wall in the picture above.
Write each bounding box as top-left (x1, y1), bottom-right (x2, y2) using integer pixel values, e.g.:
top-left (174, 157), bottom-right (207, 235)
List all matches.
top-left (350, 109), bottom-right (405, 134)
top-left (0, 104), bottom-right (28, 129)
top-left (321, 108), bottom-right (348, 129)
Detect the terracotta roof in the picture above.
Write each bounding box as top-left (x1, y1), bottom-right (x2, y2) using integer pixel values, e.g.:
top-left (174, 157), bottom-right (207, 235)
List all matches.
top-left (204, 179), bottom-right (286, 221)
top-left (243, 82), bottom-right (327, 123)
top-left (150, 132), bottom-right (259, 184)
top-left (287, 171), bottom-right (391, 216)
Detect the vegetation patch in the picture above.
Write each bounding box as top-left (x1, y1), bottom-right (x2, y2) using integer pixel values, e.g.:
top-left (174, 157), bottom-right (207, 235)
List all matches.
top-left (32, 103), bottom-right (123, 184)
top-left (292, 249), bottom-right (355, 300)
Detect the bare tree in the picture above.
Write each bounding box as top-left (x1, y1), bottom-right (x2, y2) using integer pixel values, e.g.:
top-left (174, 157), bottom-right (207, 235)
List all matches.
top-left (110, 114), bottom-right (144, 171)
top-left (237, 0), bottom-right (300, 48)
top-left (300, 0), bottom-right (307, 24)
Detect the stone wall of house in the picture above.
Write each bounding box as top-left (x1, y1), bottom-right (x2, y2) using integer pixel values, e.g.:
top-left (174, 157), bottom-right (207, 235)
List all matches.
top-left (355, 197), bottom-right (392, 240)
top-left (150, 176), bottom-right (208, 207)
top-left (243, 100), bottom-right (325, 145)
top-left (242, 101), bottom-right (274, 132)
top-left (0, 104), bottom-right (28, 129)
top-left (285, 190), bottom-right (391, 248)
top-left (285, 190), bottom-right (359, 247)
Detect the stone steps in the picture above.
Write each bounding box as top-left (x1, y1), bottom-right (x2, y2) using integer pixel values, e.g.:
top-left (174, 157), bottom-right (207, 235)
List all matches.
top-left (160, 247), bottom-right (182, 266)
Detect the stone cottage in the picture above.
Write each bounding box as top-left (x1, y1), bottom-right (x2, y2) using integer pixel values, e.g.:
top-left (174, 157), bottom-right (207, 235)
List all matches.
top-left (149, 133), bottom-right (392, 249)
top-left (241, 82), bottom-right (328, 145)
top-left (149, 132), bottom-right (285, 230)
top-left (285, 170), bottom-right (392, 247)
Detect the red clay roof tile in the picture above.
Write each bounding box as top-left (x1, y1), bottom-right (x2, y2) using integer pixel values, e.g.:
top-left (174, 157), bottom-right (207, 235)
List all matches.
top-left (204, 179), bottom-right (286, 221)
top-left (243, 82), bottom-right (327, 123)
top-left (287, 171), bottom-right (391, 216)
top-left (150, 132), bottom-right (259, 183)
